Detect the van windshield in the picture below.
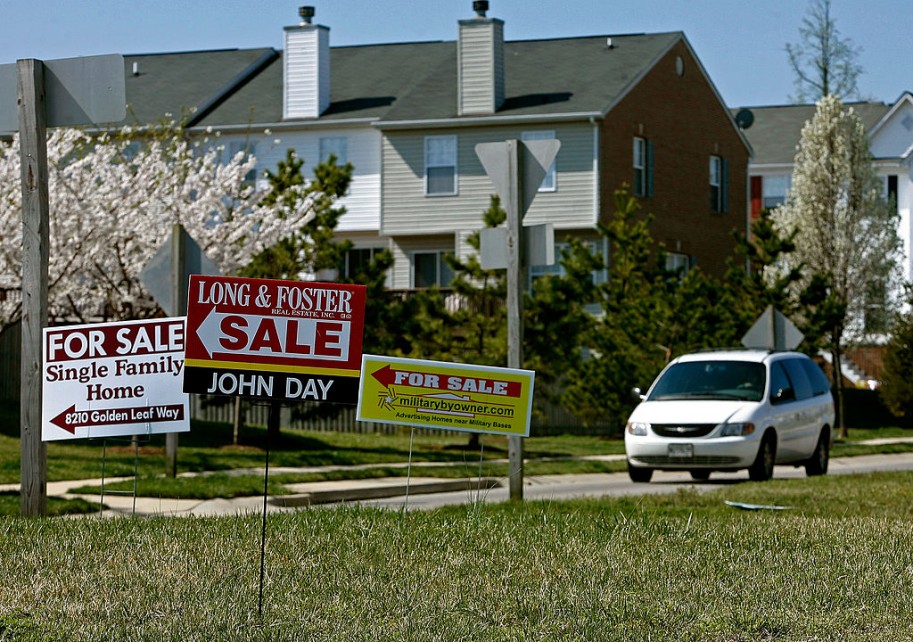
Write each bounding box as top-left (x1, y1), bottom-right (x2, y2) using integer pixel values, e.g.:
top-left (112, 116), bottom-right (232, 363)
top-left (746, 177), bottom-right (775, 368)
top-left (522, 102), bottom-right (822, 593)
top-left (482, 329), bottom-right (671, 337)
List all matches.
top-left (648, 360), bottom-right (766, 402)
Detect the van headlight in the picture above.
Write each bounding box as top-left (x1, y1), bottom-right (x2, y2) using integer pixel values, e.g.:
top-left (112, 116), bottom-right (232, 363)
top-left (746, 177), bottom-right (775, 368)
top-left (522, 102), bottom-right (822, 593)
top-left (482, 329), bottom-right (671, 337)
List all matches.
top-left (720, 422), bottom-right (755, 436)
top-left (626, 421), bottom-right (649, 436)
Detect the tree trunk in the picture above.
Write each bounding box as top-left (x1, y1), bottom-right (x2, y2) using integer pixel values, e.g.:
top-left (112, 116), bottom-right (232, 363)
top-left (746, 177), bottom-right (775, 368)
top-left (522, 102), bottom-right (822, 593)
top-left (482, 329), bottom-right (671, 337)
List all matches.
top-left (833, 346), bottom-right (848, 439)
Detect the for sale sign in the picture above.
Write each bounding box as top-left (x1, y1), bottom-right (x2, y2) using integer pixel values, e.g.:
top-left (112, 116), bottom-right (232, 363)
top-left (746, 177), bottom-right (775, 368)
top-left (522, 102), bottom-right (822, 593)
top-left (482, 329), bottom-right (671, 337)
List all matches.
top-left (357, 355), bottom-right (535, 436)
top-left (184, 275), bottom-right (366, 403)
top-left (42, 318), bottom-right (189, 441)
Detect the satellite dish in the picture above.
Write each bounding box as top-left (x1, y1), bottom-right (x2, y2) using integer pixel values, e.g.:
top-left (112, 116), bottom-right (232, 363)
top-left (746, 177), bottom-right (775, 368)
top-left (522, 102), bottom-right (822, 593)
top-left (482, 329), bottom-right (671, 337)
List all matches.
top-left (735, 108), bottom-right (754, 130)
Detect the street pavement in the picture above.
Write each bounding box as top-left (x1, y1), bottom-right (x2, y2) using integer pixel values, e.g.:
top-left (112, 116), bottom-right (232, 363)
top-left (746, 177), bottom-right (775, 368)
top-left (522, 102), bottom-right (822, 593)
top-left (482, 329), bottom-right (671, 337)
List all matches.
top-left (5, 442), bottom-right (913, 517)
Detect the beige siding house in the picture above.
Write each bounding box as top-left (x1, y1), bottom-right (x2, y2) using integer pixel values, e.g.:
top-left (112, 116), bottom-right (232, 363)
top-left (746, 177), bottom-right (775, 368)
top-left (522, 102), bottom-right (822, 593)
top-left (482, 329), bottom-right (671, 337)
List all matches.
top-left (92, 2), bottom-right (749, 289)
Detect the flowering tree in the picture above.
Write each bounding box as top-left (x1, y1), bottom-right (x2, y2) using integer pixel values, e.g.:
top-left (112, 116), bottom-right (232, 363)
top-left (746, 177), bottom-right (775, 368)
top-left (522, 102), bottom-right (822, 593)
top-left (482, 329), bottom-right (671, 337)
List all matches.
top-left (772, 95), bottom-right (900, 434)
top-left (0, 123), bottom-right (320, 329)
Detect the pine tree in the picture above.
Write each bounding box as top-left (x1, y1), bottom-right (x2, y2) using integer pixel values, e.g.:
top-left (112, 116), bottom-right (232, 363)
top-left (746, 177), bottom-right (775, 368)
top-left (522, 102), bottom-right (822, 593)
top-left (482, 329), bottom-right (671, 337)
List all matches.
top-left (242, 150), bottom-right (353, 280)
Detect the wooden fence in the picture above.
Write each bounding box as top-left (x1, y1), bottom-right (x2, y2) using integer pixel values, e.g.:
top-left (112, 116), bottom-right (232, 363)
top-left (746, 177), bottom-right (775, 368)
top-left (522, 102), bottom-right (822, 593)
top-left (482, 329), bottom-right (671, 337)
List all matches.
top-left (191, 395), bottom-right (617, 438)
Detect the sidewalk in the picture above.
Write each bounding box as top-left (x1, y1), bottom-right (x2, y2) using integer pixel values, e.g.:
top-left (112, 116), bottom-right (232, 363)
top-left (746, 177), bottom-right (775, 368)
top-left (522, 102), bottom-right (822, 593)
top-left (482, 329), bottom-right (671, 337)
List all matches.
top-left (4, 439), bottom-right (912, 517)
top-left (1, 453), bottom-right (627, 518)
top-left (47, 475), bottom-right (506, 517)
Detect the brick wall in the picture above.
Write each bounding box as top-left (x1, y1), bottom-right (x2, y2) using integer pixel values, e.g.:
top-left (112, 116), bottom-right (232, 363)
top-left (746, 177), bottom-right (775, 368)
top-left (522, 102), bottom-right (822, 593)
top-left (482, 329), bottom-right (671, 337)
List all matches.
top-left (599, 40), bottom-right (749, 278)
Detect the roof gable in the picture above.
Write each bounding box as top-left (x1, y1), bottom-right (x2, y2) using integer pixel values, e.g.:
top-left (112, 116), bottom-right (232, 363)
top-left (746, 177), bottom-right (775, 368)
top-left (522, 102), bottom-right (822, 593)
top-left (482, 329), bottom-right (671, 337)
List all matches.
top-left (868, 92), bottom-right (913, 160)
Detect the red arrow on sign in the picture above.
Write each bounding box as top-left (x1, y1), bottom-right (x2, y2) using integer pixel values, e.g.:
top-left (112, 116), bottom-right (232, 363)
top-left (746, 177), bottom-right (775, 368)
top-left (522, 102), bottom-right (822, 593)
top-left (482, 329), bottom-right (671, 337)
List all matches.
top-left (371, 364), bottom-right (521, 397)
top-left (50, 404), bottom-right (185, 433)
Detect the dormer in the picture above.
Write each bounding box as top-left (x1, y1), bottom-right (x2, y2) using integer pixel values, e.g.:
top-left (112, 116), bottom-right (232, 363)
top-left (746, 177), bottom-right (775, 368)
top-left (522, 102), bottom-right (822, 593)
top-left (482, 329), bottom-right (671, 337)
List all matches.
top-left (284, 6), bottom-right (330, 120)
top-left (458, 1), bottom-right (505, 116)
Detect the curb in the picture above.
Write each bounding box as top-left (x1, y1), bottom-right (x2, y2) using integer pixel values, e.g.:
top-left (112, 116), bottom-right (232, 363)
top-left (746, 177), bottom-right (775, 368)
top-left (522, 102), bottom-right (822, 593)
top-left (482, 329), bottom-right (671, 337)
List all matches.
top-left (270, 477), bottom-right (502, 507)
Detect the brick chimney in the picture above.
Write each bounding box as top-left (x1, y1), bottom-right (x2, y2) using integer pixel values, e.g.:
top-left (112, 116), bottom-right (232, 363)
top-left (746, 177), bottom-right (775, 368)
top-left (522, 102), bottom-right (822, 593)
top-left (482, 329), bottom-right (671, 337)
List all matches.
top-left (458, 1), bottom-right (505, 116)
top-left (284, 6), bottom-right (330, 119)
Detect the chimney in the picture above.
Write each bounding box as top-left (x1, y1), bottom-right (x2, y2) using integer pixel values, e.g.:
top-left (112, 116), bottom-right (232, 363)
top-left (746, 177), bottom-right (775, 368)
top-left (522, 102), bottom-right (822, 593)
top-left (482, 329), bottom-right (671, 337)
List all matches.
top-left (284, 6), bottom-right (330, 119)
top-left (458, 1), bottom-right (505, 116)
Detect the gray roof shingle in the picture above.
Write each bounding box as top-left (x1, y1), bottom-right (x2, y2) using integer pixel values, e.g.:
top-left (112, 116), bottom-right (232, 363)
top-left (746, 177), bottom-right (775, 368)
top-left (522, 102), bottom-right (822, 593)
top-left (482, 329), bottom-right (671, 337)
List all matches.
top-left (733, 102), bottom-right (890, 165)
top-left (120, 32), bottom-right (683, 129)
top-left (121, 48), bottom-right (278, 126)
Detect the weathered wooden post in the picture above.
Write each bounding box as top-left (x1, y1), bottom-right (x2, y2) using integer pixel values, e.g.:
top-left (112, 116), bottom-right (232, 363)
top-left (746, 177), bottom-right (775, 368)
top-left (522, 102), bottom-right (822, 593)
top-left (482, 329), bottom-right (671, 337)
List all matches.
top-left (17, 59), bottom-right (49, 516)
top-left (476, 138), bottom-right (559, 500)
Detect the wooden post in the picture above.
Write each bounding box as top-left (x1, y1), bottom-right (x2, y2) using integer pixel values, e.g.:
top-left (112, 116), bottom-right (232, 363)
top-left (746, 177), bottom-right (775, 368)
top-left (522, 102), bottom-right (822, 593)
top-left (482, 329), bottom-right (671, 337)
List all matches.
top-left (504, 140), bottom-right (524, 501)
top-left (18, 59), bottom-right (49, 516)
top-left (165, 223), bottom-right (187, 477)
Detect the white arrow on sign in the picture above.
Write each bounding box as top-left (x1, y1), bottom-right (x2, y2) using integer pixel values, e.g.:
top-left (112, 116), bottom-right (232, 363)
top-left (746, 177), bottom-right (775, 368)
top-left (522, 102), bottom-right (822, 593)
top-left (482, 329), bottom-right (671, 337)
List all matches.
top-left (195, 308), bottom-right (351, 362)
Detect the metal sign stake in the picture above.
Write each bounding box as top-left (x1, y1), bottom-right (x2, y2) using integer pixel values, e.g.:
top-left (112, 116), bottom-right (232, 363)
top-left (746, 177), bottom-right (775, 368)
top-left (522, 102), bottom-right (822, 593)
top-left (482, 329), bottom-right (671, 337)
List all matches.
top-left (258, 399), bottom-right (280, 620)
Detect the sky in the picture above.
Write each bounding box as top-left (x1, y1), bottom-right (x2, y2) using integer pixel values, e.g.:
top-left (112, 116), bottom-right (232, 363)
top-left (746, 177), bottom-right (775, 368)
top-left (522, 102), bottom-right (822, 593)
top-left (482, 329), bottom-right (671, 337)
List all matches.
top-left (1, 0), bottom-right (910, 109)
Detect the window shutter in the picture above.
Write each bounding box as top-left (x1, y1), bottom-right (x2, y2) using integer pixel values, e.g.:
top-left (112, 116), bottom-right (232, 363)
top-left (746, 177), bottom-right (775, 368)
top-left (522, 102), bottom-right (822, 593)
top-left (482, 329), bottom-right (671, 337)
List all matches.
top-left (646, 140), bottom-right (654, 197)
top-left (721, 158), bottom-right (729, 213)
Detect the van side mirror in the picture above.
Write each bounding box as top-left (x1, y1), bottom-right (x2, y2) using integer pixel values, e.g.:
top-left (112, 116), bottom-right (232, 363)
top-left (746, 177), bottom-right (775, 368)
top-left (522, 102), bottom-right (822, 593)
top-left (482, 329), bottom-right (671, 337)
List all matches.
top-left (631, 387), bottom-right (646, 402)
top-left (772, 387), bottom-right (796, 403)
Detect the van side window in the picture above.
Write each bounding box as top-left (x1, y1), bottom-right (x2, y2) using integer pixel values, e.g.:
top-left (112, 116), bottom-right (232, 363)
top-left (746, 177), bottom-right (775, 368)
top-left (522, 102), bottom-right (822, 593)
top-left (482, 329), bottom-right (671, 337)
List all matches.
top-left (782, 359), bottom-right (813, 401)
top-left (799, 359), bottom-right (831, 396)
top-left (769, 362), bottom-right (795, 405)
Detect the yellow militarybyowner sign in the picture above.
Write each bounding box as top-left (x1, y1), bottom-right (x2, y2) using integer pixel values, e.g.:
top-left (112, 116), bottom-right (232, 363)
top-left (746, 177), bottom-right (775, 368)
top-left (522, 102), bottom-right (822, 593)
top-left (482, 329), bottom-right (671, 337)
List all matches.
top-left (357, 355), bottom-right (535, 437)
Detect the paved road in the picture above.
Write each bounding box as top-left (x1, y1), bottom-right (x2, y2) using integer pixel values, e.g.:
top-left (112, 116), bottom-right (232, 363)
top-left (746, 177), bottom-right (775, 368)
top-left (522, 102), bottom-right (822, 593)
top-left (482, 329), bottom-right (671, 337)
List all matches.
top-left (336, 452), bottom-right (913, 511)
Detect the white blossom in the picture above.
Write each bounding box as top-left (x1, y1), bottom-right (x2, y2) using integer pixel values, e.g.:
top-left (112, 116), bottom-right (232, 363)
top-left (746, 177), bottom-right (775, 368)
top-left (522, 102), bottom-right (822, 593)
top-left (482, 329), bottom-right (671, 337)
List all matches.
top-left (771, 94), bottom-right (901, 342)
top-left (0, 123), bottom-right (321, 327)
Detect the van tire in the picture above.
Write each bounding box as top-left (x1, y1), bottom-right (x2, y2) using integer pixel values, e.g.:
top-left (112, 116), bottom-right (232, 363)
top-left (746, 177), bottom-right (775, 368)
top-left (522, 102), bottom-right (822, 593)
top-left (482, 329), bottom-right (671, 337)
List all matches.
top-left (627, 462), bottom-right (653, 483)
top-left (748, 433), bottom-right (776, 482)
top-left (805, 429), bottom-right (830, 476)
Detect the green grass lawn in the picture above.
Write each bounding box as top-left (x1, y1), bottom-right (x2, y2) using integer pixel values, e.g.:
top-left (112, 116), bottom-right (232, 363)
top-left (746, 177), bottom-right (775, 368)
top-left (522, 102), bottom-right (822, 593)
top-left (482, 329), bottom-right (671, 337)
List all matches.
top-left (2, 471), bottom-right (913, 641)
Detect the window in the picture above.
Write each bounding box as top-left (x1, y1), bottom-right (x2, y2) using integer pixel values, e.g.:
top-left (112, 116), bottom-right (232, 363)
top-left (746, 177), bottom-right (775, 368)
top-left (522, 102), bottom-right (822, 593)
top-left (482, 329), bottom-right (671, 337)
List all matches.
top-left (762, 174), bottom-right (791, 210)
top-left (522, 130), bottom-right (557, 191)
top-left (799, 359), bottom-right (831, 397)
top-left (782, 359), bottom-right (813, 401)
top-left (885, 175), bottom-right (899, 214)
top-left (665, 252), bottom-right (692, 275)
top-left (529, 240), bottom-right (607, 286)
top-left (319, 137), bottom-right (348, 164)
top-left (412, 251), bottom-right (454, 288)
top-left (863, 279), bottom-right (890, 336)
top-left (710, 155), bottom-right (728, 213)
top-left (425, 136), bottom-right (457, 195)
top-left (633, 137), bottom-right (653, 197)
top-left (768, 362), bottom-right (795, 405)
top-left (342, 247), bottom-right (382, 280)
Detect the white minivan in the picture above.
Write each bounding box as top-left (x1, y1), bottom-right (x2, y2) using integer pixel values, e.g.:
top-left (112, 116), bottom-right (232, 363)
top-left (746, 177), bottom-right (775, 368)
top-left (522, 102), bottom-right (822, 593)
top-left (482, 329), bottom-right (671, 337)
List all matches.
top-left (624, 350), bottom-right (835, 483)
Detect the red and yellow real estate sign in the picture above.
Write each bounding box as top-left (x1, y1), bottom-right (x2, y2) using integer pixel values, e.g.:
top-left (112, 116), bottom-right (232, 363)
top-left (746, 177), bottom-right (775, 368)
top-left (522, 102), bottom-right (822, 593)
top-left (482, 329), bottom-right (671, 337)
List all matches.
top-left (357, 355), bottom-right (535, 437)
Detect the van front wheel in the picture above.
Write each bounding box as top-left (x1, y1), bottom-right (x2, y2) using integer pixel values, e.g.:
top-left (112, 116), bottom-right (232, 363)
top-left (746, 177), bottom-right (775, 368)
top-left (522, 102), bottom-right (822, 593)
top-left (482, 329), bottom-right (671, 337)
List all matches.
top-left (748, 434), bottom-right (776, 482)
top-left (627, 462), bottom-right (653, 483)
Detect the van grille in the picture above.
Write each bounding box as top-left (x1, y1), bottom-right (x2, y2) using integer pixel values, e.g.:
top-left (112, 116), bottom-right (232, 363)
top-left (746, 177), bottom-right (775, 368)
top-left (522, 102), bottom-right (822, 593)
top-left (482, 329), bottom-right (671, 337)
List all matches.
top-left (636, 455), bottom-right (740, 466)
top-left (652, 423), bottom-right (716, 438)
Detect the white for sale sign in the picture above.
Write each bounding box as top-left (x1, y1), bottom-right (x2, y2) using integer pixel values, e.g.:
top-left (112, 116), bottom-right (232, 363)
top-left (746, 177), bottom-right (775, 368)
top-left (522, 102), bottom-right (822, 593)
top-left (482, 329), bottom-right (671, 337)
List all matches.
top-left (42, 318), bottom-right (190, 441)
